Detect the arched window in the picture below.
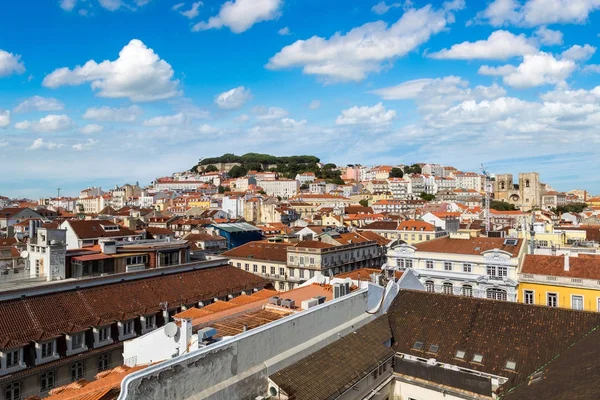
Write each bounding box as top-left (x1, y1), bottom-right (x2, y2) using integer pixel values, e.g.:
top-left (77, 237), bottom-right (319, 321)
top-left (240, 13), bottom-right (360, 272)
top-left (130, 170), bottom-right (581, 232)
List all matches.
top-left (462, 285), bottom-right (473, 297)
top-left (5, 382), bottom-right (20, 400)
top-left (425, 280), bottom-right (435, 293)
top-left (71, 361), bottom-right (84, 381)
top-left (525, 180), bottom-right (530, 188)
top-left (486, 288), bottom-right (507, 301)
top-left (500, 181), bottom-right (505, 190)
top-left (443, 282), bottom-right (454, 295)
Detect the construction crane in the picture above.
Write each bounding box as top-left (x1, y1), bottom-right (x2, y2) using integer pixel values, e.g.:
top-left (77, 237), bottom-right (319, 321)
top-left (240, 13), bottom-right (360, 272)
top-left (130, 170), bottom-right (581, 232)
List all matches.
top-left (480, 164), bottom-right (492, 235)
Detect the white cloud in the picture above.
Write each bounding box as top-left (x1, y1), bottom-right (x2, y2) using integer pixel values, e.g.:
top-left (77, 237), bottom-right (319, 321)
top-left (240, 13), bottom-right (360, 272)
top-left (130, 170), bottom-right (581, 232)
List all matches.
top-left (215, 86), bottom-right (251, 109)
top-left (60, 0), bottom-right (77, 11)
top-left (430, 30), bottom-right (537, 60)
top-left (583, 64), bottom-right (600, 73)
top-left (372, 1), bottom-right (402, 15)
top-left (278, 27), bottom-right (290, 35)
top-left (479, 52), bottom-right (576, 88)
top-left (72, 139), bottom-right (99, 151)
top-left (15, 114), bottom-right (74, 133)
top-left (99, 0), bottom-right (123, 11)
top-left (309, 100), bottom-right (321, 110)
top-left (28, 138), bottom-right (64, 151)
top-left (13, 96), bottom-right (65, 113)
top-left (172, 3), bottom-right (185, 11)
top-left (560, 44), bottom-right (596, 62)
top-left (0, 49), bottom-right (25, 77)
top-left (80, 124), bottom-right (104, 134)
top-left (267, 5), bottom-right (454, 82)
top-left (253, 106), bottom-right (288, 120)
top-left (42, 39), bottom-right (181, 102)
top-left (198, 124), bottom-right (220, 134)
top-left (192, 0), bottom-right (282, 33)
top-left (476, 0), bottom-right (600, 27)
top-left (0, 110), bottom-right (10, 128)
top-left (336, 103), bottom-right (396, 125)
top-left (234, 114), bottom-right (250, 122)
top-left (0, 141), bottom-right (8, 148)
top-left (143, 112), bottom-right (186, 126)
top-left (83, 105), bottom-right (142, 122)
top-left (179, 1), bottom-right (203, 19)
top-left (534, 26), bottom-right (563, 45)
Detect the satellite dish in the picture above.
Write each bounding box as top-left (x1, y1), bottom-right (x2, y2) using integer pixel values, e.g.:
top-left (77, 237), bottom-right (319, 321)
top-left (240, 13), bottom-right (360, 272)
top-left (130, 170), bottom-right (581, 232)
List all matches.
top-left (164, 322), bottom-right (179, 338)
top-left (20, 251), bottom-right (29, 259)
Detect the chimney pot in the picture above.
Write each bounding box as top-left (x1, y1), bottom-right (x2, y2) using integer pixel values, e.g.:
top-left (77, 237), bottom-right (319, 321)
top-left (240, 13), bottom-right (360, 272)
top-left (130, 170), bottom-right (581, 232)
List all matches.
top-left (564, 252), bottom-right (570, 272)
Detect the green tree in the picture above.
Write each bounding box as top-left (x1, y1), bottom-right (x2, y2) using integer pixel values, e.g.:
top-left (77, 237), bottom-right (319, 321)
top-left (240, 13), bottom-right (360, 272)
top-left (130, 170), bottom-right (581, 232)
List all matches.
top-left (552, 202), bottom-right (588, 214)
top-left (300, 183), bottom-right (309, 190)
top-left (490, 200), bottom-right (518, 211)
top-left (404, 164), bottom-right (422, 174)
top-left (420, 192), bottom-right (435, 201)
top-left (218, 185), bottom-right (225, 194)
top-left (228, 165), bottom-right (247, 178)
top-left (359, 199), bottom-right (369, 207)
top-left (204, 164), bottom-right (219, 173)
top-left (389, 168), bottom-right (404, 178)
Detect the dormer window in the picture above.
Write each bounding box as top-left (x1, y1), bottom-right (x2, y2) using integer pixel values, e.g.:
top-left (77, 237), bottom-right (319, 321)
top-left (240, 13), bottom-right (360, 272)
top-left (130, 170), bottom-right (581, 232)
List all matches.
top-left (2, 348), bottom-right (24, 372)
top-left (41, 342), bottom-right (53, 358)
top-left (141, 314), bottom-right (157, 334)
top-left (118, 319), bottom-right (136, 341)
top-left (35, 340), bottom-right (59, 365)
top-left (93, 325), bottom-right (114, 349)
top-left (66, 331), bottom-right (88, 356)
top-left (101, 224), bottom-right (119, 232)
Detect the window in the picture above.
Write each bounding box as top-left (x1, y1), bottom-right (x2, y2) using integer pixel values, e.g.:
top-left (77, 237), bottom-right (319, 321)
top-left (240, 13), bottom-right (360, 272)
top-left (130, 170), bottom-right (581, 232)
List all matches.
top-left (428, 344), bottom-right (439, 353)
top-left (98, 326), bottom-right (110, 342)
top-left (299, 269), bottom-right (305, 279)
top-left (261, 265), bottom-right (266, 274)
top-left (506, 360), bottom-right (517, 371)
top-left (289, 256), bottom-right (294, 263)
top-left (71, 362), bottom-right (84, 381)
top-left (299, 256), bottom-right (305, 265)
top-left (309, 257), bottom-right (315, 265)
top-left (72, 332), bottom-right (84, 349)
top-left (498, 266), bottom-right (508, 277)
top-left (524, 290), bottom-right (534, 305)
top-left (418, 234), bottom-right (423, 241)
top-left (398, 259), bottom-right (405, 268)
top-left (245, 263), bottom-right (249, 271)
top-left (5, 350), bottom-right (19, 368)
top-left (98, 354), bottom-right (110, 372)
top-left (278, 282), bottom-right (285, 290)
top-left (472, 354), bottom-right (483, 363)
top-left (413, 341), bottom-right (424, 350)
top-left (463, 263), bottom-right (472, 273)
top-left (462, 285), bottom-right (473, 297)
top-left (405, 259), bottom-right (413, 268)
top-left (236, 262), bottom-right (241, 268)
top-left (289, 268), bottom-right (294, 277)
top-left (426, 235), bottom-right (430, 240)
top-left (279, 268), bottom-right (285, 276)
top-left (572, 295), bottom-right (584, 310)
top-left (41, 342), bottom-right (53, 358)
top-left (455, 350), bottom-right (466, 359)
top-left (547, 293), bottom-right (558, 307)
top-left (426, 260), bottom-right (433, 269)
top-left (270, 266), bottom-right (276, 275)
top-left (425, 281), bottom-right (434, 292)
top-left (444, 262), bottom-right (452, 271)
top-left (487, 288), bottom-right (508, 301)
top-left (145, 315), bottom-right (156, 330)
top-left (442, 282), bottom-right (453, 295)
top-left (253, 264), bottom-right (257, 273)
top-left (123, 320), bottom-right (134, 336)
top-left (5, 382), bottom-right (20, 400)
top-left (40, 371), bottom-right (55, 391)
top-left (126, 255), bottom-right (147, 265)
top-left (486, 266), bottom-right (496, 277)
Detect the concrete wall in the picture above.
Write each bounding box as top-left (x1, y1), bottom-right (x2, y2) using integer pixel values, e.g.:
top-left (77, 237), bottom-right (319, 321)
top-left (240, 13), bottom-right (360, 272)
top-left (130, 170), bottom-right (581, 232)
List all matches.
top-left (119, 288), bottom-right (379, 400)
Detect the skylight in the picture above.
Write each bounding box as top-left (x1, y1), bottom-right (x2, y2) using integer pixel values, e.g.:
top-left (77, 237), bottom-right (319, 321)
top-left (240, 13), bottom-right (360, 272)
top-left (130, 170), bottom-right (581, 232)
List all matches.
top-left (506, 360), bottom-right (517, 370)
top-left (504, 238), bottom-right (518, 246)
top-left (472, 354), bottom-right (483, 363)
top-left (413, 341), bottom-right (424, 350)
top-left (428, 344), bottom-right (439, 354)
top-left (455, 350), bottom-right (465, 359)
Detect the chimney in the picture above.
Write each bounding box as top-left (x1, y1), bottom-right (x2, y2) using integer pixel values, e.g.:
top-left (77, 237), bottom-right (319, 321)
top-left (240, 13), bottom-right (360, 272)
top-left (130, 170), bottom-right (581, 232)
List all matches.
top-left (178, 318), bottom-right (192, 355)
top-left (564, 252), bottom-right (570, 272)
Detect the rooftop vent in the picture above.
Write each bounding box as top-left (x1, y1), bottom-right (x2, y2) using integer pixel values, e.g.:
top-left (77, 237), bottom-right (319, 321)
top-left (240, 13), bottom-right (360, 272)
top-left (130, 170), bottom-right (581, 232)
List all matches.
top-left (455, 350), bottom-right (465, 359)
top-left (472, 354), bottom-right (483, 363)
top-left (428, 344), bottom-right (439, 354)
top-left (413, 341), bottom-right (424, 350)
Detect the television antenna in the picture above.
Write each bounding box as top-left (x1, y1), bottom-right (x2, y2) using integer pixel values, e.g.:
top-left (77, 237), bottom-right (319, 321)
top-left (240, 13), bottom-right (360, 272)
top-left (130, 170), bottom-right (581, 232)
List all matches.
top-left (480, 164), bottom-right (492, 235)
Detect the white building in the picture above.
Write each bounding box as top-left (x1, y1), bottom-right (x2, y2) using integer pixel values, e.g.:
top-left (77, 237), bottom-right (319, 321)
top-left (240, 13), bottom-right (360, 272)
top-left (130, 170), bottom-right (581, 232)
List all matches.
top-left (295, 172), bottom-right (316, 184)
top-left (454, 172), bottom-right (484, 191)
top-left (257, 179), bottom-right (299, 199)
top-left (387, 178), bottom-right (412, 199)
top-left (221, 194), bottom-right (247, 218)
top-left (27, 226), bottom-right (67, 280)
top-left (386, 233), bottom-right (526, 301)
top-left (421, 163), bottom-right (445, 177)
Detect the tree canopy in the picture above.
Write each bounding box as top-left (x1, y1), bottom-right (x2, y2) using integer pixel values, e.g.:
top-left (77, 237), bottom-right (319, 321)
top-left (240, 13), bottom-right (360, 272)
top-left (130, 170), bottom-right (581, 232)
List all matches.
top-left (403, 164), bottom-right (422, 174)
top-left (389, 168), bottom-right (403, 178)
top-left (489, 200), bottom-right (518, 211)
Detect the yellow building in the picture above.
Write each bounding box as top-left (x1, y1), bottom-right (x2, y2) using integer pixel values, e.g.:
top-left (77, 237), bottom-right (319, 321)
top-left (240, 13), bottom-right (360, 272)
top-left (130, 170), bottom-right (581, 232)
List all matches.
top-left (518, 254), bottom-right (600, 312)
top-left (187, 200), bottom-right (211, 209)
top-left (510, 223), bottom-right (587, 247)
top-left (360, 220), bottom-right (444, 245)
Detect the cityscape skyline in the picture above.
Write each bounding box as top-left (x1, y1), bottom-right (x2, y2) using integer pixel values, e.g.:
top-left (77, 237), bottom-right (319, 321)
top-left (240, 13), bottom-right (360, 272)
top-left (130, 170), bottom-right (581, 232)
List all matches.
top-left (1, 0), bottom-right (600, 196)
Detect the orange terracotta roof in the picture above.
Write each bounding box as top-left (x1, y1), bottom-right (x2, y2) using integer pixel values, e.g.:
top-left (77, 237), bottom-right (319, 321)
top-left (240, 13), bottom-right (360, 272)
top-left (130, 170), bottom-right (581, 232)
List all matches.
top-left (522, 255), bottom-right (600, 280)
top-left (415, 236), bottom-right (523, 258)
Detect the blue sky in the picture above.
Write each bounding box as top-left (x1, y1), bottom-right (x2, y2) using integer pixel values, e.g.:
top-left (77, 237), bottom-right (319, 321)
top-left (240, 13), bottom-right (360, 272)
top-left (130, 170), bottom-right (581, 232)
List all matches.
top-left (1, 0), bottom-right (599, 197)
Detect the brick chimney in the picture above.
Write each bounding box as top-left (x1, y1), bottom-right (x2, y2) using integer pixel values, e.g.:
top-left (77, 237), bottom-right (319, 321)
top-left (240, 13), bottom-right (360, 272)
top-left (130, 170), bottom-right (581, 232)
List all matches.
top-left (564, 252), bottom-right (570, 272)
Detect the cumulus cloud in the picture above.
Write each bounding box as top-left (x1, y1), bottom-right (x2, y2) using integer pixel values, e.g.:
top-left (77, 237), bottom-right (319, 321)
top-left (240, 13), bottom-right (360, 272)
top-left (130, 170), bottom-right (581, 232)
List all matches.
top-left (179, 1), bottom-right (203, 19)
top-left (42, 39), bottom-right (181, 102)
top-left (15, 114), bottom-right (74, 132)
top-left (583, 64), bottom-right (600, 74)
top-left (0, 110), bottom-right (10, 128)
top-left (192, 0), bottom-right (282, 33)
top-left (83, 105), bottom-right (142, 122)
top-left (143, 112), bottom-right (186, 126)
top-left (80, 124), bottom-right (104, 134)
top-left (278, 27), bottom-right (290, 35)
top-left (60, 0), bottom-right (77, 11)
top-left (309, 100), bottom-right (321, 110)
top-left (0, 49), bottom-right (25, 77)
top-left (336, 103), bottom-right (396, 125)
top-left (560, 44), bottom-right (596, 62)
top-left (0, 141), bottom-right (8, 148)
top-left (198, 124), bottom-right (220, 134)
top-left (267, 5), bottom-right (455, 82)
top-left (475, 0), bottom-right (600, 27)
top-left (372, 1), bottom-right (402, 15)
top-left (28, 138), bottom-right (64, 150)
top-left (430, 30), bottom-right (537, 60)
top-left (72, 139), bottom-right (99, 151)
top-left (534, 26), bottom-right (563, 45)
top-left (479, 52), bottom-right (576, 88)
top-left (215, 86), bottom-right (251, 109)
top-left (253, 106), bottom-right (288, 120)
top-left (13, 96), bottom-right (65, 113)
top-left (234, 114), bottom-right (250, 122)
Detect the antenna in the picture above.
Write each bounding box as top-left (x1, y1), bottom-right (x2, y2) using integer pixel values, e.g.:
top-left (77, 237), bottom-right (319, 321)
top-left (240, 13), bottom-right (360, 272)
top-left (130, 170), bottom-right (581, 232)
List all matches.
top-left (57, 188), bottom-right (61, 215)
top-left (480, 164), bottom-right (492, 236)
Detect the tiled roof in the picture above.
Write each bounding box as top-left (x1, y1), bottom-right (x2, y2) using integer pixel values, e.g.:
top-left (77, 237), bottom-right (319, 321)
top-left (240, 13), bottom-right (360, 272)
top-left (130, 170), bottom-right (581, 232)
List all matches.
top-left (398, 220), bottom-right (436, 232)
top-left (270, 316), bottom-right (394, 400)
top-left (67, 220), bottom-right (139, 240)
top-left (343, 205), bottom-right (373, 214)
top-left (361, 221), bottom-right (398, 231)
top-left (335, 268), bottom-right (400, 281)
top-left (221, 241), bottom-right (293, 263)
top-left (293, 240), bottom-right (335, 249)
top-left (521, 254), bottom-right (600, 279)
top-left (0, 265), bottom-right (268, 350)
top-left (561, 225), bottom-right (600, 243)
top-left (387, 290), bottom-right (600, 393)
top-left (414, 236), bottom-right (524, 258)
top-left (144, 227), bottom-right (174, 236)
top-left (355, 230), bottom-right (390, 246)
top-left (334, 232), bottom-right (371, 245)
